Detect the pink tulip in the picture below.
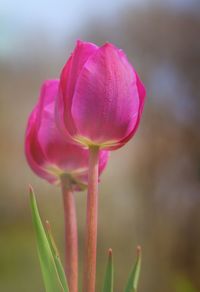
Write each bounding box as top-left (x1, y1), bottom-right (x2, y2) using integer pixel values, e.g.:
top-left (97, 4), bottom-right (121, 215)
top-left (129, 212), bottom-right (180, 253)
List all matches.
top-left (25, 80), bottom-right (109, 189)
top-left (56, 40), bottom-right (146, 150)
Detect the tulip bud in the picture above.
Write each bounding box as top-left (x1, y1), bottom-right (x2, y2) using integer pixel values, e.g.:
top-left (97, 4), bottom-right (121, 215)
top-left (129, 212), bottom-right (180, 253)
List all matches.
top-left (25, 80), bottom-right (109, 189)
top-left (56, 40), bottom-right (146, 150)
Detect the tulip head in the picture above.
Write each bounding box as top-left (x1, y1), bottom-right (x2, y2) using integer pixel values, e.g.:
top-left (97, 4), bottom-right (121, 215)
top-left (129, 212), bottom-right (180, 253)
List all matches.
top-left (25, 80), bottom-right (109, 190)
top-left (56, 40), bottom-right (146, 150)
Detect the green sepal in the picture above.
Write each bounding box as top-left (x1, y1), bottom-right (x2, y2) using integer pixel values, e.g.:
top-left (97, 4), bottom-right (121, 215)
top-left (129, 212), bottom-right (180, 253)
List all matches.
top-left (124, 246), bottom-right (142, 292)
top-left (102, 248), bottom-right (114, 292)
top-left (29, 185), bottom-right (68, 292)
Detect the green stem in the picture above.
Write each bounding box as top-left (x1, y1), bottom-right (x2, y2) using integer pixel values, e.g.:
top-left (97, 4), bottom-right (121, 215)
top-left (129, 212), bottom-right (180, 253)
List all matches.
top-left (83, 146), bottom-right (100, 292)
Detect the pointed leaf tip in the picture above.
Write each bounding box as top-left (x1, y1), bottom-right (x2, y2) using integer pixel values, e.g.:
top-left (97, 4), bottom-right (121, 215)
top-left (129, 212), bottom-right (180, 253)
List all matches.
top-left (45, 220), bottom-right (51, 232)
top-left (108, 248), bottom-right (112, 257)
top-left (102, 248), bottom-right (114, 292)
top-left (124, 245), bottom-right (142, 292)
top-left (29, 184), bottom-right (34, 196)
top-left (136, 245), bottom-right (141, 256)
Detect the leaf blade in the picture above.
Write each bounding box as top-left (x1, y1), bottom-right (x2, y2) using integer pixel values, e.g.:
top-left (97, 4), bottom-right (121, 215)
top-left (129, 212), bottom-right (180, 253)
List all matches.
top-left (29, 186), bottom-right (65, 292)
top-left (102, 248), bottom-right (114, 292)
top-left (45, 220), bottom-right (69, 292)
top-left (124, 246), bottom-right (142, 292)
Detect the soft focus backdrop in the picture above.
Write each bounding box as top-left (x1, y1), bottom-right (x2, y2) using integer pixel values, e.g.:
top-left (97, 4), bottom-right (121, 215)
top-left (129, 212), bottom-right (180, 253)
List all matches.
top-left (1, 0), bottom-right (200, 291)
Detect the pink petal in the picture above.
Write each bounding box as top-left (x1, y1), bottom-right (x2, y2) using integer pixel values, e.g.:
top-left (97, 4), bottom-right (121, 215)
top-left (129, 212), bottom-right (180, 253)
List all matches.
top-left (35, 80), bottom-right (89, 171)
top-left (25, 107), bottom-right (54, 183)
top-left (99, 150), bottom-right (109, 174)
top-left (118, 72), bottom-right (146, 148)
top-left (71, 43), bottom-right (140, 145)
top-left (58, 40), bottom-right (98, 136)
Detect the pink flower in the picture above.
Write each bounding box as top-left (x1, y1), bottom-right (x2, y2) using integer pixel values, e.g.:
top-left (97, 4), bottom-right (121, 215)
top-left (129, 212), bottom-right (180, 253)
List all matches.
top-left (25, 80), bottom-right (109, 189)
top-left (56, 40), bottom-right (146, 150)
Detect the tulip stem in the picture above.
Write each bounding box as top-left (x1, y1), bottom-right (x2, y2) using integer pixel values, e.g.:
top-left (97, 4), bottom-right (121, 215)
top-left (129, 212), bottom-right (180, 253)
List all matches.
top-left (83, 146), bottom-right (100, 292)
top-left (61, 175), bottom-right (78, 292)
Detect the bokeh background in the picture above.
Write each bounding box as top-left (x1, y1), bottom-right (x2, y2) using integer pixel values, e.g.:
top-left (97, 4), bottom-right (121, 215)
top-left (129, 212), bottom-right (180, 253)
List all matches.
top-left (1, 0), bottom-right (200, 291)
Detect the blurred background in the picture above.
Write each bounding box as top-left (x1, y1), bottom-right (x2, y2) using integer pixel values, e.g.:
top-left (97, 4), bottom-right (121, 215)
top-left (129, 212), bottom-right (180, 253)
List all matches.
top-left (0, 0), bottom-right (200, 291)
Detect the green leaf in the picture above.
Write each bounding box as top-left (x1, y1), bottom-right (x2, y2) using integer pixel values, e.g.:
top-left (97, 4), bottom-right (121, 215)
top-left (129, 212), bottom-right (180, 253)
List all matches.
top-left (102, 248), bottom-right (114, 292)
top-left (45, 220), bottom-right (69, 292)
top-left (29, 185), bottom-right (67, 292)
top-left (124, 246), bottom-right (142, 292)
